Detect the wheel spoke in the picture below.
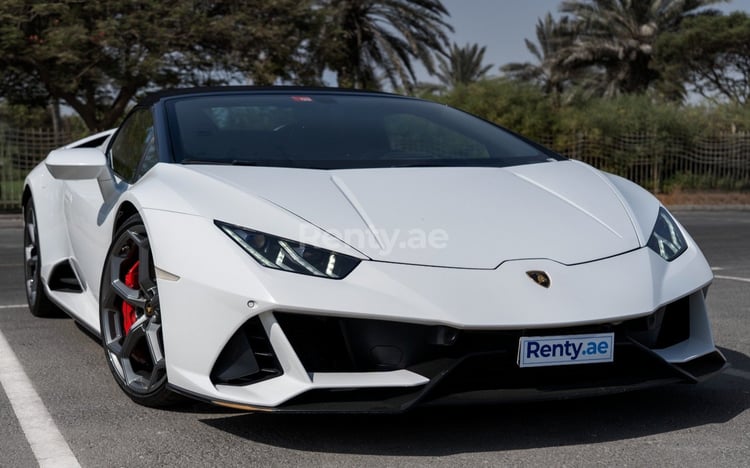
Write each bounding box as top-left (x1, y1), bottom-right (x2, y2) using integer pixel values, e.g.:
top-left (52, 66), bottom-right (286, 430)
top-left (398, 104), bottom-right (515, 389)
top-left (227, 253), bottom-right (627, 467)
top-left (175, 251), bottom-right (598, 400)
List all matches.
top-left (133, 232), bottom-right (157, 294)
top-left (25, 246), bottom-right (37, 267)
top-left (26, 214), bottom-right (36, 245)
top-left (116, 319), bottom-right (152, 390)
top-left (144, 320), bottom-right (166, 391)
top-left (105, 338), bottom-right (123, 357)
top-left (111, 279), bottom-right (147, 309)
top-left (146, 360), bottom-right (166, 392)
top-left (148, 291), bottom-right (160, 310)
top-left (115, 316), bottom-right (166, 392)
top-left (127, 229), bottom-right (148, 250)
top-left (121, 362), bottom-right (150, 390)
top-left (144, 319), bottom-right (163, 364)
top-left (120, 315), bottom-right (149, 357)
top-left (102, 307), bottom-right (126, 355)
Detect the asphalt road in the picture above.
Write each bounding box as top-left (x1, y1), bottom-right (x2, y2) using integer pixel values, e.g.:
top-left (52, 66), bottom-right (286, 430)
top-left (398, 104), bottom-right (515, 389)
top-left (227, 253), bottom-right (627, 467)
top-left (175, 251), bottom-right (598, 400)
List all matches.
top-left (0, 211), bottom-right (748, 467)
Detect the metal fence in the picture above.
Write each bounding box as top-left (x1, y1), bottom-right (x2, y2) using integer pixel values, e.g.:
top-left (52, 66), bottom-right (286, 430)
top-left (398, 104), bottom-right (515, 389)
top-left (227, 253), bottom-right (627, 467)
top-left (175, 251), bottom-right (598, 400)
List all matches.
top-left (537, 132), bottom-right (750, 194)
top-left (1, 127), bottom-right (749, 210)
top-left (0, 127), bottom-right (75, 210)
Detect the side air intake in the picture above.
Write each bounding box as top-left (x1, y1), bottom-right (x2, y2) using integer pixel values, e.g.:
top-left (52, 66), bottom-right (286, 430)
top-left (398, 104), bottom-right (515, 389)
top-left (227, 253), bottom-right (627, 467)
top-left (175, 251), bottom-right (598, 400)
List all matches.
top-left (48, 260), bottom-right (83, 292)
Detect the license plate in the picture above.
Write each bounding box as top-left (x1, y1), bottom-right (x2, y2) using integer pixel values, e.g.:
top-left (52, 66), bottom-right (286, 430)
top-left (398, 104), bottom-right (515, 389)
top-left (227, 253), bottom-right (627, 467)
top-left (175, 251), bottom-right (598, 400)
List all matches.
top-left (518, 333), bottom-right (614, 368)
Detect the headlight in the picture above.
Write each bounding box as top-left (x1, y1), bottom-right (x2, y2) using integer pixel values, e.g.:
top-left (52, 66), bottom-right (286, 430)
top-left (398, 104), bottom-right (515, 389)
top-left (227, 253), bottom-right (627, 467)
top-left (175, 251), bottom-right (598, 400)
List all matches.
top-left (215, 221), bottom-right (361, 279)
top-left (647, 207), bottom-right (687, 261)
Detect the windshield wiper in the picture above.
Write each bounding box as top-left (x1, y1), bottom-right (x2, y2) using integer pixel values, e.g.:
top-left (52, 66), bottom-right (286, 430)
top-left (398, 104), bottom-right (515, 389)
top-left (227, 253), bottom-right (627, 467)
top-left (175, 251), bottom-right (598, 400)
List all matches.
top-left (181, 158), bottom-right (295, 167)
top-left (385, 162), bottom-right (454, 168)
top-left (229, 160), bottom-right (261, 166)
top-left (181, 158), bottom-right (233, 165)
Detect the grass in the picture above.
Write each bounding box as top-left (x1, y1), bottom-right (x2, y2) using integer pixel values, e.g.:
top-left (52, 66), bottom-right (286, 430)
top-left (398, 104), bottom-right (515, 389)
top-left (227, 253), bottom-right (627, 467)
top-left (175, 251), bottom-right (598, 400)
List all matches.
top-left (0, 177), bottom-right (24, 210)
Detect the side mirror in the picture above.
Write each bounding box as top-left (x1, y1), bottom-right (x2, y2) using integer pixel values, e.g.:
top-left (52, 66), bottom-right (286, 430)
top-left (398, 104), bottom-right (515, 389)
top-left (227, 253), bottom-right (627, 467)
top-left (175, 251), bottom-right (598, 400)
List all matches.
top-left (45, 148), bottom-right (117, 200)
top-left (45, 148), bottom-right (107, 180)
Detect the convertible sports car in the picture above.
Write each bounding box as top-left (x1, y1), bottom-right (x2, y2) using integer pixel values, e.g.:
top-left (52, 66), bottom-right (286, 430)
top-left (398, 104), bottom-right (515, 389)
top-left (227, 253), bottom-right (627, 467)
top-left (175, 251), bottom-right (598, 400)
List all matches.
top-left (23, 87), bottom-right (726, 412)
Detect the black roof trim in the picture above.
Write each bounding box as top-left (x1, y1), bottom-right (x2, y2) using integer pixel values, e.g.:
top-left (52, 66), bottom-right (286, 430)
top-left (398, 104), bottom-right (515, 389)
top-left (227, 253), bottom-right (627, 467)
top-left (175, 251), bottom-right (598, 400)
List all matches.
top-left (138, 85), bottom-right (409, 107)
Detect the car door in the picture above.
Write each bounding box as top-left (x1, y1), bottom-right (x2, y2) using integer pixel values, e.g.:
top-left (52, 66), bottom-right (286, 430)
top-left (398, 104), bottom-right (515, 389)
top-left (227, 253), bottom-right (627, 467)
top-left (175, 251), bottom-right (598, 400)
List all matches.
top-left (64, 107), bottom-right (157, 314)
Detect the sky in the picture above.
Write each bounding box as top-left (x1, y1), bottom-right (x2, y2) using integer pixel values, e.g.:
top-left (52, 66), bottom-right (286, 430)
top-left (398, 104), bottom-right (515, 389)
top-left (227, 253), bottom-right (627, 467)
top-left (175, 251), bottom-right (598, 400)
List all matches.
top-left (431, 0), bottom-right (750, 80)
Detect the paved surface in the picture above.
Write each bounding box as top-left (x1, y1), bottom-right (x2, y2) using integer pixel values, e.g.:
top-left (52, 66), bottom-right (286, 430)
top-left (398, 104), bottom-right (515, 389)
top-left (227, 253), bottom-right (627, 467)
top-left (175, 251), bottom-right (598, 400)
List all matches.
top-left (0, 211), bottom-right (748, 467)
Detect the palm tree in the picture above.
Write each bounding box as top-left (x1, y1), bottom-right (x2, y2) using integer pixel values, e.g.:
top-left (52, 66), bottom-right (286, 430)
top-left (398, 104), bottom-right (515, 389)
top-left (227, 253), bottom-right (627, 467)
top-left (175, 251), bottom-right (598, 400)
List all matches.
top-left (436, 42), bottom-right (494, 88)
top-left (501, 13), bottom-right (577, 103)
top-left (316, 0), bottom-right (453, 91)
top-left (559, 0), bottom-right (726, 96)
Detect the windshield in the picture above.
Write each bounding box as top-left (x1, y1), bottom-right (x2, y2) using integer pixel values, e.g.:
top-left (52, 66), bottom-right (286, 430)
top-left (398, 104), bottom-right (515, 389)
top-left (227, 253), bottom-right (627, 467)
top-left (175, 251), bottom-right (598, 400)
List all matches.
top-left (165, 93), bottom-right (562, 169)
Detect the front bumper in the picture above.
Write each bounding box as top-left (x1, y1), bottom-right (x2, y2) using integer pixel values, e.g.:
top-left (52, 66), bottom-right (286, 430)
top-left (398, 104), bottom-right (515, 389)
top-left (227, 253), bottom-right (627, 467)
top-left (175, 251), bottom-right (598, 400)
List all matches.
top-left (169, 293), bottom-right (727, 413)
top-left (146, 212), bottom-right (726, 412)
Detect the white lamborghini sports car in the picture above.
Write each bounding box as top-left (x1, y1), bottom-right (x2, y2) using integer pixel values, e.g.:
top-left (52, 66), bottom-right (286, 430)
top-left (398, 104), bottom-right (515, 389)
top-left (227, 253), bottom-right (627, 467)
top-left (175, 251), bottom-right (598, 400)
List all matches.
top-left (23, 87), bottom-right (726, 412)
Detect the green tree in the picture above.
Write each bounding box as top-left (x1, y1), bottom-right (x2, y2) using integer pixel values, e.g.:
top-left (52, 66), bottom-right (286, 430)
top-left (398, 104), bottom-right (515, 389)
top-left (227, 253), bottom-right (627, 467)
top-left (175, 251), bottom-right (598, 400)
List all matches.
top-left (558, 0), bottom-right (725, 96)
top-left (436, 79), bottom-right (557, 140)
top-left (316, 0), bottom-right (453, 91)
top-left (0, 0), bottom-right (319, 131)
top-left (435, 42), bottom-right (493, 88)
top-left (195, 0), bottom-right (322, 87)
top-left (654, 12), bottom-right (750, 104)
top-left (501, 13), bottom-right (577, 104)
top-left (0, 101), bottom-right (52, 129)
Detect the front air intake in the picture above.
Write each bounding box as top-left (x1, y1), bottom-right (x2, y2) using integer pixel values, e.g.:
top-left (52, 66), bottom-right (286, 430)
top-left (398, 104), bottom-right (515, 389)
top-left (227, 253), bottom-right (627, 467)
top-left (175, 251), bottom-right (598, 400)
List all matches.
top-left (210, 316), bottom-right (283, 385)
top-left (626, 296), bottom-right (691, 350)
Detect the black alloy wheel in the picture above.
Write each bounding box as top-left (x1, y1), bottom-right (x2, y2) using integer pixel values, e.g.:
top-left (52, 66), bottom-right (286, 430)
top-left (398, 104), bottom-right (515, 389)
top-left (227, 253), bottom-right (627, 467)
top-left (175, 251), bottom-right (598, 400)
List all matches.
top-left (23, 198), bottom-right (60, 317)
top-left (100, 214), bottom-right (180, 407)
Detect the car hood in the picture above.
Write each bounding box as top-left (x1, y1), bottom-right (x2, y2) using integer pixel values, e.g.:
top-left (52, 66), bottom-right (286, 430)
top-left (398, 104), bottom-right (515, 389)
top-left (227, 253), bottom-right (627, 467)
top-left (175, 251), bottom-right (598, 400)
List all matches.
top-left (184, 160), bottom-right (641, 269)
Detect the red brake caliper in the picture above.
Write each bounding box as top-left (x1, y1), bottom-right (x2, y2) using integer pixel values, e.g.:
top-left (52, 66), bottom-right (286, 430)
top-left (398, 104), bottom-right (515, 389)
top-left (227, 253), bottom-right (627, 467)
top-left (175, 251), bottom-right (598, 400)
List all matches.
top-left (122, 260), bottom-right (140, 335)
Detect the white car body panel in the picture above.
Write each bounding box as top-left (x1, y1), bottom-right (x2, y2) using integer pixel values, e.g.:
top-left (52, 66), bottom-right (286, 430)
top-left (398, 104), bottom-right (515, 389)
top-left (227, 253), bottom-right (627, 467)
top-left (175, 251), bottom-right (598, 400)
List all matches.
top-left (185, 160), bottom-right (642, 268)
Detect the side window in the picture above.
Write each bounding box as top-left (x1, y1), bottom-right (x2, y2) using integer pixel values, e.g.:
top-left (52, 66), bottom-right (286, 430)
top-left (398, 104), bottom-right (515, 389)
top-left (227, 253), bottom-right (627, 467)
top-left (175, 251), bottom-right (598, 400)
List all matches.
top-left (110, 108), bottom-right (155, 182)
top-left (136, 127), bottom-right (158, 178)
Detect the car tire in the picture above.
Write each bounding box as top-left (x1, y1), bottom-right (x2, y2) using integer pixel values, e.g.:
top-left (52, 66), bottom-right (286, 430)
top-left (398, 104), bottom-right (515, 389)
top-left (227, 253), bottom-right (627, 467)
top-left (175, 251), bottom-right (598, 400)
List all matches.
top-left (23, 198), bottom-right (62, 317)
top-left (99, 214), bottom-right (181, 407)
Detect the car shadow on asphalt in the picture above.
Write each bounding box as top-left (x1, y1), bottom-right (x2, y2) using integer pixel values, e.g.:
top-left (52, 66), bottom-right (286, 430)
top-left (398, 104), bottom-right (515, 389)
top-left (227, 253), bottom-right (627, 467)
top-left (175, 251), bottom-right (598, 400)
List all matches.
top-left (199, 346), bottom-right (749, 455)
